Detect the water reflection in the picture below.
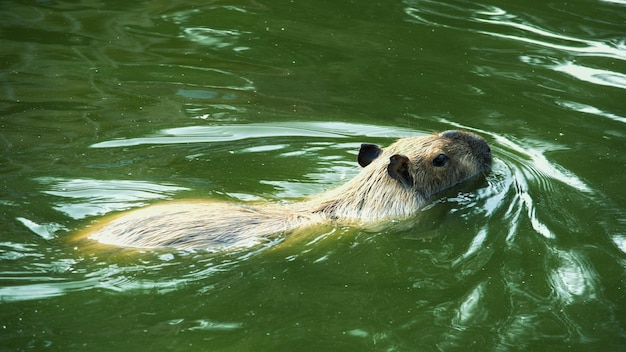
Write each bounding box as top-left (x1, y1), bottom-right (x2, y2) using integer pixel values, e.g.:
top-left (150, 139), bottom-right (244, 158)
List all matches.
top-left (184, 27), bottom-right (250, 51)
top-left (15, 217), bottom-right (65, 240)
top-left (454, 282), bottom-right (487, 326)
top-left (548, 248), bottom-right (598, 305)
top-left (37, 177), bottom-right (188, 219)
top-left (474, 17), bottom-right (626, 61)
top-left (0, 275), bottom-right (94, 302)
top-left (159, 318), bottom-right (243, 333)
top-left (611, 235), bottom-right (626, 254)
top-left (553, 61), bottom-right (626, 89)
top-left (89, 121), bottom-right (417, 148)
top-left (404, 0), bottom-right (626, 60)
top-left (555, 99), bottom-right (626, 125)
top-left (452, 229), bottom-right (488, 265)
top-left (403, 0), bottom-right (626, 98)
top-left (0, 254), bottom-right (214, 302)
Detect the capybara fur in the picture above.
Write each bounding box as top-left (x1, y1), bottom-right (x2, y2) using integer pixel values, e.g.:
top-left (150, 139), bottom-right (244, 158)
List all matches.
top-left (84, 130), bottom-right (492, 250)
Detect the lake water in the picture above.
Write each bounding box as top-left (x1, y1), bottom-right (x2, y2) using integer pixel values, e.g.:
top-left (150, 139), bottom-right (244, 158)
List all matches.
top-left (1, 0), bottom-right (625, 351)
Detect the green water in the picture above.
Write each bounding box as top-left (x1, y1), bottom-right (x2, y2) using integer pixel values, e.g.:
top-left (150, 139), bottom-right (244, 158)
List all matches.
top-left (1, 0), bottom-right (625, 350)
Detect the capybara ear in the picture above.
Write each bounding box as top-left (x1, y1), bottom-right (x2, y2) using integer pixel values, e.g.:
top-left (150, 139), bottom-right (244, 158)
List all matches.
top-left (387, 154), bottom-right (413, 187)
top-left (358, 143), bottom-right (383, 167)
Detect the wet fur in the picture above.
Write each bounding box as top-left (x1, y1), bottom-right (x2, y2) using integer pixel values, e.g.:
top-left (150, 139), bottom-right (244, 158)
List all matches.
top-left (86, 130), bottom-right (492, 250)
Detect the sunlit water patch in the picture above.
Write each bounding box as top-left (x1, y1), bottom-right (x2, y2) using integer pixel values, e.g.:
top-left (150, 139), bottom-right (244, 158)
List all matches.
top-left (36, 177), bottom-right (189, 220)
top-left (403, 0), bottom-right (626, 103)
top-left (0, 242), bottom-right (240, 302)
top-left (89, 121), bottom-right (418, 148)
top-left (404, 0), bottom-right (626, 59)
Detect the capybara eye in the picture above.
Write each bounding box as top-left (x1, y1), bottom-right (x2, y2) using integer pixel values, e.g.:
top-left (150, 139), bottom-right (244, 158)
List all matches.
top-left (432, 153), bottom-right (448, 167)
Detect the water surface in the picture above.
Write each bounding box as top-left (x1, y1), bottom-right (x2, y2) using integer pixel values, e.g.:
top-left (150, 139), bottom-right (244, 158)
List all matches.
top-left (1, 0), bottom-right (624, 350)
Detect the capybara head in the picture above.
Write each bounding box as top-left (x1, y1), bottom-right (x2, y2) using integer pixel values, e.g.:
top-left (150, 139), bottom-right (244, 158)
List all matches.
top-left (357, 130), bottom-right (492, 199)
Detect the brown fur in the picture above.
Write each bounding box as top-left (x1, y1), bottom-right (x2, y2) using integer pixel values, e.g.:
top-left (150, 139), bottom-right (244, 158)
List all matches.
top-left (84, 130), bottom-right (492, 250)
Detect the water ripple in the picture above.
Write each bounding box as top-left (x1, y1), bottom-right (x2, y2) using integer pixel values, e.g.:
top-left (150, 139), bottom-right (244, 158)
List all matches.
top-left (404, 0), bottom-right (626, 92)
top-left (37, 177), bottom-right (189, 219)
top-left (548, 248), bottom-right (598, 304)
top-left (439, 118), bottom-right (592, 194)
top-left (555, 99), bottom-right (626, 124)
top-left (404, 0), bottom-right (626, 60)
top-left (89, 121), bottom-right (418, 148)
top-left (183, 27), bottom-right (250, 51)
top-left (474, 16), bottom-right (626, 61)
top-left (553, 61), bottom-right (626, 89)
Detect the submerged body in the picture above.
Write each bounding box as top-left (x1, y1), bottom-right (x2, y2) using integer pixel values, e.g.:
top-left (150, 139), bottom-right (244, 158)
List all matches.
top-left (86, 130), bottom-right (492, 250)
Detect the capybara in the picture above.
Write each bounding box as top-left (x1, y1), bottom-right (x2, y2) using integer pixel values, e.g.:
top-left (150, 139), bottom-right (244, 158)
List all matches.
top-left (84, 130), bottom-right (492, 250)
